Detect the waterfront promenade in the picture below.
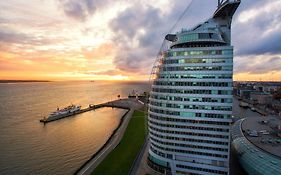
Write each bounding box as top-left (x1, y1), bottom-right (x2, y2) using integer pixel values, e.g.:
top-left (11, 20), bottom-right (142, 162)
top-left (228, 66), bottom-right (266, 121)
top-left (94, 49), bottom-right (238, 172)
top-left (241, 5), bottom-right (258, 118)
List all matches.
top-left (76, 98), bottom-right (144, 175)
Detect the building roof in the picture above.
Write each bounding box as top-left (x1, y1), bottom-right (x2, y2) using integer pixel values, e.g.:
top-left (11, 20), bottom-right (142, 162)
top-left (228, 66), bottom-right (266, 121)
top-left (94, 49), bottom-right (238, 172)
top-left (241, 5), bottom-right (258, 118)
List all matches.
top-left (232, 118), bottom-right (281, 175)
top-left (242, 116), bottom-right (281, 158)
top-left (166, 0), bottom-right (242, 48)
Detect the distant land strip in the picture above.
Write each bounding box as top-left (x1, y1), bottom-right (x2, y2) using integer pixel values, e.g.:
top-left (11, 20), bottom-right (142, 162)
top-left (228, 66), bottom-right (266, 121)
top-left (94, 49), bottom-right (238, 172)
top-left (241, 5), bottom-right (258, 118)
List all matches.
top-left (0, 80), bottom-right (51, 83)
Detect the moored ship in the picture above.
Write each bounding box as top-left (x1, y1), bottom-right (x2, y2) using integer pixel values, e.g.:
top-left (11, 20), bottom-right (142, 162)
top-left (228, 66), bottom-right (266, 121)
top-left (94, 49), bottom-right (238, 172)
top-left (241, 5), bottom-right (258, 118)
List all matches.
top-left (40, 104), bottom-right (81, 123)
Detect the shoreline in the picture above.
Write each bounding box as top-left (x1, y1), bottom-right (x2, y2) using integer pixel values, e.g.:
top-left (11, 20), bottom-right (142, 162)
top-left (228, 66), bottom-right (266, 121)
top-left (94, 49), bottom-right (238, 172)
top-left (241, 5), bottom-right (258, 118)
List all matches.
top-left (74, 108), bottom-right (131, 175)
top-left (0, 80), bottom-right (51, 83)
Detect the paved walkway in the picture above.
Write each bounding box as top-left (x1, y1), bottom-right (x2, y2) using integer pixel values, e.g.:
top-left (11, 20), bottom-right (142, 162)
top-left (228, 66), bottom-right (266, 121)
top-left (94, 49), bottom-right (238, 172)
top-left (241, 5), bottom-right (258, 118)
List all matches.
top-left (129, 137), bottom-right (149, 175)
top-left (76, 98), bottom-right (144, 175)
top-left (134, 140), bottom-right (161, 175)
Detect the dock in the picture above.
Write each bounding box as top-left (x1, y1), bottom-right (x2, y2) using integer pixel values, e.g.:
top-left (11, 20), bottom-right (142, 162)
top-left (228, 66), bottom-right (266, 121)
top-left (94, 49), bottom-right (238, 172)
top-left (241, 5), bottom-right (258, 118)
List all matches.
top-left (40, 99), bottom-right (131, 123)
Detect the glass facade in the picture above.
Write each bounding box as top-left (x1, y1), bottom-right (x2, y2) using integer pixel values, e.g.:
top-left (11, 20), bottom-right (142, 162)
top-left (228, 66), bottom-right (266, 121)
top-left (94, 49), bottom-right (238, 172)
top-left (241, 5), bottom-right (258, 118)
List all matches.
top-left (148, 46), bottom-right (233, 175)
top-left (177, 32), bottom-right (223, 44)
top-left (148, 0), bottom-right (240, 175)
top-left (167, 49), bottom-right (233, 57)
top-left (232, 119), bottom-right (281, 175)
top-left (147, 1), bottom-right (240, 174)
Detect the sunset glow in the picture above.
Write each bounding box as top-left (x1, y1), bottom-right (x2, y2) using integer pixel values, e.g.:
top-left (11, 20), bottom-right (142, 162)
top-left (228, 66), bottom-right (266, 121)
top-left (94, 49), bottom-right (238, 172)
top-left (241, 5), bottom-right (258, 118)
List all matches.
top-left (0, 0), bottom-right (280, 81)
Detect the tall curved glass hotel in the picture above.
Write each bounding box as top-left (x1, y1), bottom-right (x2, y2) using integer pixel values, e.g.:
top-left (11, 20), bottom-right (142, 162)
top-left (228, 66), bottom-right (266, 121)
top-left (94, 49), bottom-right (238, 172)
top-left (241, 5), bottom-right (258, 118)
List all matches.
top-left (148, 1), bottom-right (240, 175)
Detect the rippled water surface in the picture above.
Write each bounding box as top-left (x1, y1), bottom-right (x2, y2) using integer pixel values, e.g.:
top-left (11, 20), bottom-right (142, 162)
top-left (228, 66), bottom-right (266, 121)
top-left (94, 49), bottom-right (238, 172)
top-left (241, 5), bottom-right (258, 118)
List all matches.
top-left (0, 81), bottom-right (149, 175)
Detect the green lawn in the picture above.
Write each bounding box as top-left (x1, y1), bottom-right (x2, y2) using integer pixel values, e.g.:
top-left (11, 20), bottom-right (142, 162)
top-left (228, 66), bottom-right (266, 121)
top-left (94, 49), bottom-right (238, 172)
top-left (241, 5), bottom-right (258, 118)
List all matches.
top-left (92, 109), bottom-right (147, 175)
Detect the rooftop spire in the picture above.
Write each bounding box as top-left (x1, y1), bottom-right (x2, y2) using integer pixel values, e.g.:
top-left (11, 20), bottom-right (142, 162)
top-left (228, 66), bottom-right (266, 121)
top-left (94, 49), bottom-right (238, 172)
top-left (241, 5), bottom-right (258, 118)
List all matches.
top-left (217, 0), bottom-right (225, 7)
top-left (217, 0), bottom-right (241, 8)
top-left (214, 0), bottom-right (241, 19)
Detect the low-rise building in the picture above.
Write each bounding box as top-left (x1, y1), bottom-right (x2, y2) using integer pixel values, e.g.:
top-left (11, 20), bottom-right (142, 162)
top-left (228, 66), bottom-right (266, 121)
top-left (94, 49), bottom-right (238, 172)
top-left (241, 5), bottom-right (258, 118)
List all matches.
top-left (254, 82), bottom-right (281, 93)
top-left (250, 92), bottom-right (273, 105)
top-left (238, 89), bottom-right (252, 100)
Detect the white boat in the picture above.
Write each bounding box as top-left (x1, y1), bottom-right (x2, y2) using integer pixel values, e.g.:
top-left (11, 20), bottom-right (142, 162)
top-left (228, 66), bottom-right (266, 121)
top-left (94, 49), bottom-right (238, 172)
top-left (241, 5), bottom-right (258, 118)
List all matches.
top-left (40, 104), bottom-right (81, 123)
top-left (49, 105), bottom-right (81, 117)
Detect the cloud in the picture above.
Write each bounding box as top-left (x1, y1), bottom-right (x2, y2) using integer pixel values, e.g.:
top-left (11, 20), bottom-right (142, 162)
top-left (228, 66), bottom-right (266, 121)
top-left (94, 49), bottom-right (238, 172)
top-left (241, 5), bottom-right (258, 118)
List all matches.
top-left (0, 17), bottom-right (9, 24)
top-left (81, 43), bottom-right (116, 60)
top-left (61, 1), bottom-right (87, 21)
top-left (59, 0), bottom-right (107, 21)
top-left (109, 4), bottom-right (160, 73)
top-left (0, 30), bottom-right (31, 44)
top-left (83, 69), bottom-right (125, 76)
top-left (108, 1), bottom-right (196, 74)
top-left (113, 49), bottom-right (153, 73)
top-left (1, 0), bottom-right (281, 81)
top-left (107, 0), bottom-right (226, 75)
top-left (236, 30), bottom-right (281, 56)
top-left (233, 0), bottom-right (281, 55)
top-left (234, 55), bottom-right (281, 74)
top-left (108, 0), bottom-right (281, 78)
top-left (0, 29), bottom-right (66, 47)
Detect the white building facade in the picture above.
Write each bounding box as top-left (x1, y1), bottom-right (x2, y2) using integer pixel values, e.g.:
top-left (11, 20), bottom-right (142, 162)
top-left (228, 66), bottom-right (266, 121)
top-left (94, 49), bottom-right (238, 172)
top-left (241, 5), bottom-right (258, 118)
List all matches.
top-left (148, 1), bottom-right (241, 175)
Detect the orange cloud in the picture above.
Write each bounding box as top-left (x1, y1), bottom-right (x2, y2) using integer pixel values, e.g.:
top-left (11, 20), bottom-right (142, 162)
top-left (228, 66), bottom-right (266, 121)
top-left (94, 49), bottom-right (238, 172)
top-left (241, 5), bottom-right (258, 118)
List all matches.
top-left (81, 43), bottom-right (116, 60)
top-left (0, 1), bottom-right (280, 82)
top-left (234, 72), bottom-right (281, 82)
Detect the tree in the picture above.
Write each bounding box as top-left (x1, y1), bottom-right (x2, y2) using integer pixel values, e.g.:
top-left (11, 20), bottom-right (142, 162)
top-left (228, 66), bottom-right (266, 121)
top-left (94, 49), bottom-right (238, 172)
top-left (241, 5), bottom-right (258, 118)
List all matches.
top-left (273, 88), bottom-right (281, 100)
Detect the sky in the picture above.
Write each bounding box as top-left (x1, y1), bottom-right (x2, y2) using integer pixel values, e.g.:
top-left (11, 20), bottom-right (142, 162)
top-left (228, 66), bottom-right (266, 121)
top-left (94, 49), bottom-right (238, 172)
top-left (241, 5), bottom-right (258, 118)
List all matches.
top-left (0, 0), bottom-right (281, 81)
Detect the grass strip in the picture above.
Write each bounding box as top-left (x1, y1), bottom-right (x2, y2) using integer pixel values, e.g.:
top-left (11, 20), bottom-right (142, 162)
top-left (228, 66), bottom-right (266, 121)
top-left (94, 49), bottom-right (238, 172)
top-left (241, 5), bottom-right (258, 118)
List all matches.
top-left (92, 110), bottom-right (147, 175)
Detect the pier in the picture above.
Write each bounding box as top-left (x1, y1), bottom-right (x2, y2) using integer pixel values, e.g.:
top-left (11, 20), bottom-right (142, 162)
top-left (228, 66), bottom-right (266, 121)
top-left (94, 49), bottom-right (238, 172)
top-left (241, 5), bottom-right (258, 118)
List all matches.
top-left (74, 98), bottom-right (144, 175)
top-left (39, 98), bottom-right (146, 175)
top-left (39, 99), bottom-right (132, 123)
